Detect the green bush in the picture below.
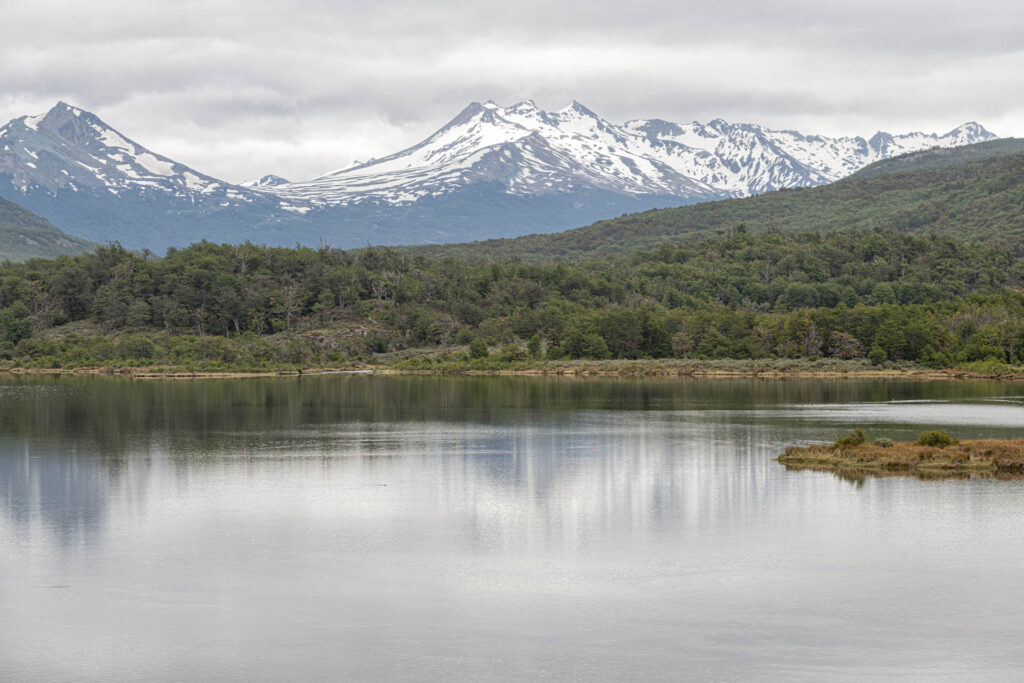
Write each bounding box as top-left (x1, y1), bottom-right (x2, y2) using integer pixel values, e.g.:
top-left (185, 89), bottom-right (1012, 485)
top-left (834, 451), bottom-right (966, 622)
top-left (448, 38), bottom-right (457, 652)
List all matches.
top-left (834, 428), bottom-right (867, 447)
top-left (0, 301), bottom-right (33, 345)
top-left (957, 358), bottom-right (1015, 374)
top-left (468, 338), bottom-right (489, 359)
top-left (116, 335), bottom-right (157, 362)
top-left (527, 335), bottom-right (542, 359)
top-left (917, 430), bottom-right (960, 448)
top-left (872, 437), bottom-right (894, 448)
top-left (500, 343), bottom-right (527, 361)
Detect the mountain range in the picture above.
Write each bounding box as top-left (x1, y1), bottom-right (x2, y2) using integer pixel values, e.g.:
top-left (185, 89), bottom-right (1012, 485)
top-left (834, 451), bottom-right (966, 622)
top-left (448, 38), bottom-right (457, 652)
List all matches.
top-left (406, 138), bottom-right (1024, 261)
top-left (0, 100), bottom-right (997, 252)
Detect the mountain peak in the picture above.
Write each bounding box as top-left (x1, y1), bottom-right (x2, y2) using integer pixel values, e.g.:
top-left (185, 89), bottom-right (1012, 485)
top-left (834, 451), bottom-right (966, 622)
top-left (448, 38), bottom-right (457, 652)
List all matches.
top-left (0, 99), bottom-right (279, 214)
top-left (51, 101), bottom-right (85, 117)
top-left (508, 99), bottom-right (538, 110)
top-left (443, 101), bottom-right (500, 129)
top-left (945, 121), bottom-right (996, 142)
top-left (241, 174), bottom-right (291, 189)
top-left (559, 100), bottom-right (599, 118)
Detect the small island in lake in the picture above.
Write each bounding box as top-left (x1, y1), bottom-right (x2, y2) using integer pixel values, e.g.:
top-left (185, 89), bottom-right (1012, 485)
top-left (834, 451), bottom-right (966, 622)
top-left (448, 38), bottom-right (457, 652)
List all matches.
top-left (779, 430), bottom-right (1024, 479)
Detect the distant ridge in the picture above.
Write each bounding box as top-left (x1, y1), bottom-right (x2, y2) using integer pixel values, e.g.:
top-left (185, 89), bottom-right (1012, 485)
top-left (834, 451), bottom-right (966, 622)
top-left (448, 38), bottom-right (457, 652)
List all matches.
top-left (266, 100), bottom-right (994, 206)
top-left (0, 100), bottom-right (998, 252)
top-left (849, 138), bottom-right (1024, 179)
top-left (0, 194), bottom-right (94, 262)
top-left (402, 140), bottom-right (1024, 261)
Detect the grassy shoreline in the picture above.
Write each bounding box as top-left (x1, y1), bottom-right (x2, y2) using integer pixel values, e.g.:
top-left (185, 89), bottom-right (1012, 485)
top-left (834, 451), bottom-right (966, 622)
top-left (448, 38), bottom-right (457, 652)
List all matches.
top-left (779, 438), bottom-right (1024, 479)
top-left (0, 365), bottom-right (375, 380)
top-left (2, 358), bottom-right (1024, 381)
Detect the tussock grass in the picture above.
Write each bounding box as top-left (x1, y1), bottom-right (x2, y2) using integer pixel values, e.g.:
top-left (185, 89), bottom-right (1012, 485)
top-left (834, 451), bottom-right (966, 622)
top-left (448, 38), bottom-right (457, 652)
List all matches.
top-left (778, 438), bottom-right (1024, 479)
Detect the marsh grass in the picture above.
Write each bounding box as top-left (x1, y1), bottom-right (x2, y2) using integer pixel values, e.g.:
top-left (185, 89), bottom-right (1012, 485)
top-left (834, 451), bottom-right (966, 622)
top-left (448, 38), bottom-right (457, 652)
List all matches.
top-left (778, 438), bottom-right (1024, 479)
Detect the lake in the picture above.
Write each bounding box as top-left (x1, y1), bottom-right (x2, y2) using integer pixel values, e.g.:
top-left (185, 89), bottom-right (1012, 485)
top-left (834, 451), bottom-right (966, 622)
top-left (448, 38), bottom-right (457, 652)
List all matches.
top-left (1, 375), bottom-right (1022, 681)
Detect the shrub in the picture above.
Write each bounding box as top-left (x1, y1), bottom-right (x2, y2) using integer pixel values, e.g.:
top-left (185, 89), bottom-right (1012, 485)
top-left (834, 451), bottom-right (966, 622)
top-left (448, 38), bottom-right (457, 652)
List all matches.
top-left (527, 335), bottom-right (542, 359)
top-left (116, 335), bottom-right (157, 362)
top-left (468, 338), bottom-right (489, 359)
top-left (363, 331), bottom-right (390, 354)
top-left (872, 437), bottom-right (894, 448)
top-left (834, 428), bottom-right (867, 447)
top-left (958, 358), bottom-right (1014, 374)
top-left (563, 330), bottom-right (610, 359)
top-left (453, 328), bottom-right (474, 345)
top-left (0, 301), bottom-right (33, 345)
top-left (500, 343), bottom-right (527, 361)
top-left (917, 430), bottom-right (960, 448)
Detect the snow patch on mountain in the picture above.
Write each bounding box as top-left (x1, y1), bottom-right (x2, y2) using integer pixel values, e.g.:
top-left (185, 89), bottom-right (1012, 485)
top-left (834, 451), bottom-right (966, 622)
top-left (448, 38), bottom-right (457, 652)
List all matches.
top-left (240, 174), bottom-right (290, 188)
top-left (0, 100), bottom-right (1000, 252)
top-left (267, 101), bottom-right (998, 207)
top-left (0, 102), bottom-right (275, 210)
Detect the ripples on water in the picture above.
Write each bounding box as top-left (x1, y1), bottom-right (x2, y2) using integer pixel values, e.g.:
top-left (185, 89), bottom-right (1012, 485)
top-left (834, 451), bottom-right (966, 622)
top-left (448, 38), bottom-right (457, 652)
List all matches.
top-left (0, 376), bottom-right (1022, 681)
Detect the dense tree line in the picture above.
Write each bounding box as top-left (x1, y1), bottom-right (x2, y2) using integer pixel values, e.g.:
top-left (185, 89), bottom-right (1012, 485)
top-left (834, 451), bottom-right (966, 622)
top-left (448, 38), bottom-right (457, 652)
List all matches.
top-left (1, 228), bottom-right (1023, 369)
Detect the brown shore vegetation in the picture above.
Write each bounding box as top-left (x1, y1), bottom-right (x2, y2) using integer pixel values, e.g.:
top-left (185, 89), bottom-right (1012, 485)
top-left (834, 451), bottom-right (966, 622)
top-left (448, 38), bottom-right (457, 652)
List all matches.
top-left (779, 438), bottom-right (1024, 479)
top-left (3, 360), bottom-right (1024, 381)
top-left (0, 365), bottom-right (375, 380)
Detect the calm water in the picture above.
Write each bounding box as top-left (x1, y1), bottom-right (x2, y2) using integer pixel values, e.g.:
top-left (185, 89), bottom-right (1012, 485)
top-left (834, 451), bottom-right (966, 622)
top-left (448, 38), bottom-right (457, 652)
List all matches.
top-left (1, 375), bottom-right (1023, 681)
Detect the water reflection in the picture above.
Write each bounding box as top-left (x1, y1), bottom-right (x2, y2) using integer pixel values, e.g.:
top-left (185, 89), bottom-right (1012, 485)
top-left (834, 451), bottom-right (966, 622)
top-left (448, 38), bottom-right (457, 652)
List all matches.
top-left (779, 461), bottom-right (1024, 484)
top-left (1, 375), bottom-right (1022, 551)
top-left (2, 376), bottom-right (1024, 681)
top-left (0, 418), bottom-right (775, 553)
top-left (0, 439), bottom-right (145, 548)
top-left (1, 374), bottom-right (1019, 447)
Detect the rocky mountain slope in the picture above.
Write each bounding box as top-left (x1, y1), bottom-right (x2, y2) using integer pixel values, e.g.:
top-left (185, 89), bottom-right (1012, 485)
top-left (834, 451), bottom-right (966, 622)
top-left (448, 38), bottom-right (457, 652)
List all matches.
top-left (0, 103), bottom-right (305, 250)
top-left (0, 101), bottom-right (996, 251)
top-left (402, 140), bottom-right (1024, 261)
top-left (269, 100), bottom-right (994, 205)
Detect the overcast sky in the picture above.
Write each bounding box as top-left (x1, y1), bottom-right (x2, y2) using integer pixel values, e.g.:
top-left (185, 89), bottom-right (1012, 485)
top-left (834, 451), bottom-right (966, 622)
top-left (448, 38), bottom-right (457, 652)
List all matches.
top-left (2, 0), bottom-right (1021, 183)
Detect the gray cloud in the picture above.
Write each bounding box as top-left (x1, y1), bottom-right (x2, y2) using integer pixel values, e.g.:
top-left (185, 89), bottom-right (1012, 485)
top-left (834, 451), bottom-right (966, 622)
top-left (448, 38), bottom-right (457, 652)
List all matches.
top-left (2, 0), bottom-right (1021, 182)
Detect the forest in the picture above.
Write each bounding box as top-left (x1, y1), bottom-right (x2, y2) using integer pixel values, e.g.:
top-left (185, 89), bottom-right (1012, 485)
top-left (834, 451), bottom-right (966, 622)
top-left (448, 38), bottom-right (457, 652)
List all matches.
top-left (1, 227), bottom-right (1023, 371)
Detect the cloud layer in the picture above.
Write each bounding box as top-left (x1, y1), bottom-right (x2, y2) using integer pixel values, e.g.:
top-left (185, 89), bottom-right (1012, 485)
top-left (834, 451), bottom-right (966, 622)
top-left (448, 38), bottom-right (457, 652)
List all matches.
top-left (3, 0), bottom-right (1021, 183)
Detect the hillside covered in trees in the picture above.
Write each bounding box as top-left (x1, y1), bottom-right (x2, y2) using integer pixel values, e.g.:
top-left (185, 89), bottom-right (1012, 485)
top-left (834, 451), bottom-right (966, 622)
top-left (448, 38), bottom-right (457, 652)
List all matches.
top-left (1, 228), bottom-right (1022, 371)
top-left (406, 140), bottom-right (1024, 261)
top-left (0, 195), bottom-right (95, 262)
top-left (848, 138), bottom-right (1024, 179)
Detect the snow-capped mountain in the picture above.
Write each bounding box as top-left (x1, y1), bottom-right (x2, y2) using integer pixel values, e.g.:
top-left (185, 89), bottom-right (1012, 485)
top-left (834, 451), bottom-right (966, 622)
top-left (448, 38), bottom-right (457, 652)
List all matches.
top-left (0, 102), bottom-right (262, 205)
top-left (0, 100), bottom-right (999, 252)
top-left (0, 102), bottom-right (306, 249)
top-left (621, 117), bottom-right (993, 196)
top-left (273, 101), bottom-right (716, 206)
top-left (267, 100), bottom-right (996, 207)
top-left (241, 174), bottom-right (290, 188)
